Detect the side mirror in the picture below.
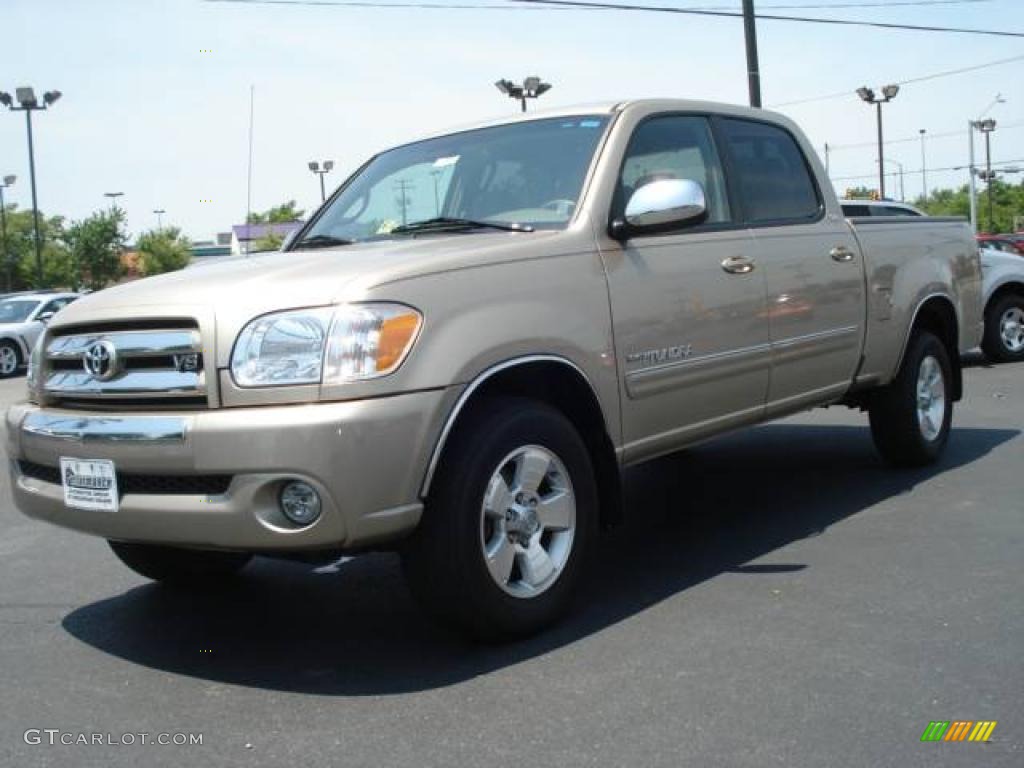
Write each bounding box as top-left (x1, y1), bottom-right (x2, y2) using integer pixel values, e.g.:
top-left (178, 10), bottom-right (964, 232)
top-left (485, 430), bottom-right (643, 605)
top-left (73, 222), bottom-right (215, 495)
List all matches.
top-left (37, 311), bottom-right (55, 324)
top-left (610, 179), bottom-right (707, 240)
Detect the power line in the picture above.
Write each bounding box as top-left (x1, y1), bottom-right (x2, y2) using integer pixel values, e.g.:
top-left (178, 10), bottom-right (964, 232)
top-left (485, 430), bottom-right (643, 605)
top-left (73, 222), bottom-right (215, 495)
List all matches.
top-left (510, 0), bottom-right (1024, 37)
top-left (204, 0), bottom-right (998, 16)
top-left (826, 119), bottom-right (1024, 152)
top-left (773, 53), bottom-right (1024, 108)
top-left (831, 157), bottom-right (1024, 182)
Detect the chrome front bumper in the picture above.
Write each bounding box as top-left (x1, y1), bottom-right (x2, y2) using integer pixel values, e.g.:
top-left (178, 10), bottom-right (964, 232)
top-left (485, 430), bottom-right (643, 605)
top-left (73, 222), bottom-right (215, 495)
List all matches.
top-left (6, 389), bottom-right (455, 551)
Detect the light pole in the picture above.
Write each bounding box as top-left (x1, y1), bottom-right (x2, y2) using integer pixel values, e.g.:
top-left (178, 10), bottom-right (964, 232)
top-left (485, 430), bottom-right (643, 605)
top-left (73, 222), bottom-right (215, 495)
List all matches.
top-left (308, 160), bottom-right (334, 203)
top-left (857, 84), bottom-right (900, 200)
top-left (919, 129), bottom-right (928, 202)
top-left (153, 209), bottom-right (166, 230)
top-left (742, 0), bottom-right (761, 108)
top-left (495, 77), bottom-right (552, 113)
top-left (104, 192), bottom-right (124, 212)
top-left (0, 175), bottom-right (15, 292)
top-left (0, 87), bottom-right (61, 287)
top-left (968, 94), bottom-right (1006, 232)
top-left (976, 119), bottom-right (997, 232)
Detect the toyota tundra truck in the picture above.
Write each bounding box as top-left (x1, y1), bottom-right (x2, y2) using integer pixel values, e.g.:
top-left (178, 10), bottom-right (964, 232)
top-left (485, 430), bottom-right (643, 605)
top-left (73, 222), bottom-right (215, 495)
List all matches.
top-left (6, 99), bottom-right (983, 639)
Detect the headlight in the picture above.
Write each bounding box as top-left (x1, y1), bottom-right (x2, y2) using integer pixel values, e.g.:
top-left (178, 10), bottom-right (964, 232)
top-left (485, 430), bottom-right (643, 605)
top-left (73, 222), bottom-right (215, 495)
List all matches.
top-left (230, 303), bottom-right (422, 388)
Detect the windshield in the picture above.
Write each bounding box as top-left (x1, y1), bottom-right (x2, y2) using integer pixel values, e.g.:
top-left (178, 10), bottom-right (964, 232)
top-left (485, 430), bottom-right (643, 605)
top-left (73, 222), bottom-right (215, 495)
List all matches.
top-left (300, 115), bottom-right (610, 244)
top-left (0, 300), bottom-right (40, 324)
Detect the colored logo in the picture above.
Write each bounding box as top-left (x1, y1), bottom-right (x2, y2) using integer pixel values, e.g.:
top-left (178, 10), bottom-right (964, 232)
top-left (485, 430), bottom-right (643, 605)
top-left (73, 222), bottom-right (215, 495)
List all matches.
top-left (921, 721), bottom-right (997, 742)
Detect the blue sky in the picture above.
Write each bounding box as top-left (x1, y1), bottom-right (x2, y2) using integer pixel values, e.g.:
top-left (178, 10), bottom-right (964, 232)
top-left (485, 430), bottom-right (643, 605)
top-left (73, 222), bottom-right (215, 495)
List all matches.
top-left (2, 0), bottom-right (1022, 239)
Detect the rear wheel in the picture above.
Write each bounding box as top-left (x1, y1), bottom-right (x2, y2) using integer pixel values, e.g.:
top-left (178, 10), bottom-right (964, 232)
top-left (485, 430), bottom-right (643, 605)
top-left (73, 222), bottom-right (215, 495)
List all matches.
top-left (0, 341), bottom-right (20, 378)
top-left (109, 541), bottom-right (251, 586)
top-left (402, 397), bottom-right (597, 640)
top-left (868, 330), bottom-right (953, 467)
top-left (981, 294), bottom-right (1024, 363)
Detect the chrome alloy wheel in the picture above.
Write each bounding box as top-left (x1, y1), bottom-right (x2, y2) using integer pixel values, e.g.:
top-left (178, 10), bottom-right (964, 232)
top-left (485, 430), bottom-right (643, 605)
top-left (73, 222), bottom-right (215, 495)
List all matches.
top-left (916, 355), bottom-right (946, 442)
top-left (0, 345), bottom-right (18, 376)
top-left (999, 306), bottom-right (1024, 354)
top-left (480, 445), bottom-right (576, 598)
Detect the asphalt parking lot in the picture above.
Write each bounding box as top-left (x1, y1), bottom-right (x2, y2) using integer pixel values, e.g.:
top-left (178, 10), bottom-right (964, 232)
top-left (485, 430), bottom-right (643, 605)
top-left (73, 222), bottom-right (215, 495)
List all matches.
top-left (0, 358), bottom-right (1020, 768)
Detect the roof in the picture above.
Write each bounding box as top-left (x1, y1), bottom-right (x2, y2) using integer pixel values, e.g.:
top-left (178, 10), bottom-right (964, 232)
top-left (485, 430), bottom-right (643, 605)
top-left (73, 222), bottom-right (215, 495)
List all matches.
top-left (232, 222), bottom-right (304, 241)
top-left (403, 98), bottom-right (786, 146)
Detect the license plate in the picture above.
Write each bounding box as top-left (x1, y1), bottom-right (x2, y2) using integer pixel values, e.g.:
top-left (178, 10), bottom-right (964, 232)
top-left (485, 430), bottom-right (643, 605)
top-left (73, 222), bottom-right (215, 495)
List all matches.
top-left (60, 457), bottom-right (119, 512)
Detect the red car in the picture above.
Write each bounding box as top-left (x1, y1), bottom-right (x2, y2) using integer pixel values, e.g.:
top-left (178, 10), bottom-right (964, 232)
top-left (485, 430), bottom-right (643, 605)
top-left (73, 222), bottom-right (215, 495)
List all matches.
top-left (977, 233), bottom-right (1024, 256)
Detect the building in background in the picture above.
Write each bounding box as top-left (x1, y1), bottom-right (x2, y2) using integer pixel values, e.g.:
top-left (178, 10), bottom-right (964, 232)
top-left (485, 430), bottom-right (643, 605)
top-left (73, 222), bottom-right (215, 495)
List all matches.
top-left (230, 222), bottom-right (303, 255)
top-left (191, 232), bottom-right (233, 260)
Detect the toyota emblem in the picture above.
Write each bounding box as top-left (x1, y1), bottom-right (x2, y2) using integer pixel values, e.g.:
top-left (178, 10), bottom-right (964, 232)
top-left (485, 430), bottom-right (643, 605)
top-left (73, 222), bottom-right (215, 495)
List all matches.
top-left (83, 340), bottom-right (118, 381)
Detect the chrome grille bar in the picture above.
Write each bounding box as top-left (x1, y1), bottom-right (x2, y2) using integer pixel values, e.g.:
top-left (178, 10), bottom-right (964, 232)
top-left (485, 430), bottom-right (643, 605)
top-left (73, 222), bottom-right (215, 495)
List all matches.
top-left (42, 327), bottom-right (207, 406)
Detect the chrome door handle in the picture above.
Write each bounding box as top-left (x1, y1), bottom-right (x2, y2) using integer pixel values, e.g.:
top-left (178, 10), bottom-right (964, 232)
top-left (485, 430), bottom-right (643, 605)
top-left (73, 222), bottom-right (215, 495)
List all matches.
top-left (830, 245), bottom-right (856, 262)
top-left (721, 255), bottom-right (756, 275)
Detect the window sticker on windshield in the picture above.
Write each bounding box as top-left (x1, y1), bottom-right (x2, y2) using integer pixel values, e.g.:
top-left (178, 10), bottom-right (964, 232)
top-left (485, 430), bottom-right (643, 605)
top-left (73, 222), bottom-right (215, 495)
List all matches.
top-left (433, 155), bottom-right (459, 168)
top-left (578, 119), bottom-right (602, 128)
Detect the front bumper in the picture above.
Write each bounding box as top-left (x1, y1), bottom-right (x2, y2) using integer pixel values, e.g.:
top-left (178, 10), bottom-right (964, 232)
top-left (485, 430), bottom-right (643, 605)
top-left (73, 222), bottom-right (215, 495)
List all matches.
top-left (6, 389), bottom-right (455, 551)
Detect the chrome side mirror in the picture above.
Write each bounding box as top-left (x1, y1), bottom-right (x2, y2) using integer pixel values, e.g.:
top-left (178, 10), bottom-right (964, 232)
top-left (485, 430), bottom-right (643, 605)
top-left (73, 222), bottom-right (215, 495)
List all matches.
top-left (36, 311), bottom-right (55, 324)
top-left (611, 178), bottom-right (707, 239)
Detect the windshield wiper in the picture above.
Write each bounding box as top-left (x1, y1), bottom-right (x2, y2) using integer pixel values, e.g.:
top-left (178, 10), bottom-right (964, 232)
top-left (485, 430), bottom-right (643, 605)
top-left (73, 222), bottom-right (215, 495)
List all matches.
top-left (291, 234), bottom-right (356, 250)
top-left (390, 217), bottom-right (534, 235)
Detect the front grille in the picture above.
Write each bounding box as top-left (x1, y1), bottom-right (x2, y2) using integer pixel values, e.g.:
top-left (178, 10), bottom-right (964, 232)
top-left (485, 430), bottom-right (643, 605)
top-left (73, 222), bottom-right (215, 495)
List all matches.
top-left (18, 460), bottom-right (233, 496)
top-left (41, 321), bottom-right (210, 410)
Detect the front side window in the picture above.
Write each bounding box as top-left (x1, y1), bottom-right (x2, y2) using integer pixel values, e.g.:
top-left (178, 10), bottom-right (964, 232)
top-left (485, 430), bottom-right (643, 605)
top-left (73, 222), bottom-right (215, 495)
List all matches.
top-left (614, 115), bottom-right (731, 225)
top-left (301, 116), bottom-right (609, 243)
top-left (720, 118), bottom-right (821, 223)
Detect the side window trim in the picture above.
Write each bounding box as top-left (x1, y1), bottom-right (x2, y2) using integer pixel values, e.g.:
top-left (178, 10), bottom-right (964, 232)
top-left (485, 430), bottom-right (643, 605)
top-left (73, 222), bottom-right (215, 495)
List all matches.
top-left (716, 116), bottom-right (826, 228)
top-left (607, 111), bottom-right (745, 238)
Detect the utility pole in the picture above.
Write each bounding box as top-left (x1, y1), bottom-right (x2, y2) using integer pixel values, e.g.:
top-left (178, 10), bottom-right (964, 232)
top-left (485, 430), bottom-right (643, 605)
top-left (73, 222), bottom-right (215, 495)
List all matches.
top-left (394, 179), bottom-right (414, 226)
top-left (968, 121), bottom-right (978, 232)
top-left (919, 129), bottom-right (928, 201)
top-left (742, 0), bottom-right (761, 108)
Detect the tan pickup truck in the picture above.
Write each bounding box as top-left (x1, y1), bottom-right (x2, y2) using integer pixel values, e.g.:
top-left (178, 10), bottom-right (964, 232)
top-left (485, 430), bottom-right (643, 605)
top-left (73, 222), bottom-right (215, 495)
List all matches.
top-left (6, 99), bottom-right (982, 638)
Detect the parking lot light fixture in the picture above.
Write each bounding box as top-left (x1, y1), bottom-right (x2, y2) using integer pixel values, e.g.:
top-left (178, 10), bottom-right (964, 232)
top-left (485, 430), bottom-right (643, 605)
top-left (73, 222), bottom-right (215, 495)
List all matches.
top-left (495, 76), bottom-right (552, 113)
top-left (308, 160), bottom-right (335, 203)
top-left (0, 84), bottom-right (61, 287)
top-left (857, 84), bottom-right (900, 200)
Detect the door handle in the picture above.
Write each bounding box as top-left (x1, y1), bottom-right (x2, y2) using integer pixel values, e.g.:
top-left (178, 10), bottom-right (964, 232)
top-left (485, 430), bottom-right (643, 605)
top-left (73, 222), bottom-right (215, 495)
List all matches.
top-left (721, 255), bottom-right (756, 275)
top-left (830, 245), bottom-right (856, 262)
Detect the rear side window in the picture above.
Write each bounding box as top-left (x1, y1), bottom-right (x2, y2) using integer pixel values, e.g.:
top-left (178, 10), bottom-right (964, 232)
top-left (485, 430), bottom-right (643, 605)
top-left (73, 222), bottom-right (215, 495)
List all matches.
top-left (720, 118), bottom-right (821, 223)
top-left (842, 204), bottom-right (872, 217)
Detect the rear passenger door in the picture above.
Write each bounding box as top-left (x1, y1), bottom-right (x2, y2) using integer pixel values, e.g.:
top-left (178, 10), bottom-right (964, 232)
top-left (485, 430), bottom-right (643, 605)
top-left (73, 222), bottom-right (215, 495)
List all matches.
top-left (718, 118), bottom-right (865, 414)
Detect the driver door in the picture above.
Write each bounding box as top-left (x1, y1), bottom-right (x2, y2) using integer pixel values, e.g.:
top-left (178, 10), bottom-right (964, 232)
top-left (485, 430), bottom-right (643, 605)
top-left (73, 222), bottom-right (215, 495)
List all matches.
top-left (600, 114), bottom-right (770, 462)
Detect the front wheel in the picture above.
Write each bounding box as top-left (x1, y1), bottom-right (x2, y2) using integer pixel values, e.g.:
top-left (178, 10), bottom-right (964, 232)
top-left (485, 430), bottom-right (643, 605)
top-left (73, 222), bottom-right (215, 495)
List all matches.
top-left (868, 330), bottom-right (953, 467)
top-left (402, 397), bottom-right (597, 640)
top-left (0, 341), bottom-right (20, 378)
top-left (109, 541), bottom-right (252, 586)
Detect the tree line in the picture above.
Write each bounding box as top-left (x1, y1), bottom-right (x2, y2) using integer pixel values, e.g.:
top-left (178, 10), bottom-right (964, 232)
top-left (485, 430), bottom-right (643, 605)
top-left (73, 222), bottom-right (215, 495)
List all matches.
top-left (0, 200), bottom-right (305, 293)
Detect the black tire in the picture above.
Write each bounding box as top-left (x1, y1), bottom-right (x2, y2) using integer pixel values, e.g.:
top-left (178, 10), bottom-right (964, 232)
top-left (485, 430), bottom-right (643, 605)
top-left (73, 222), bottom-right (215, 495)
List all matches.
top-left (109, 541), bottom-right (251, 586)
top-left (981, 293), bottom-right (1024, 363)
top-left (868, 330), bottom-right (953, 467)
top-left (0, 340), bottom-right (21, 379)
top-left (402, 396), bottom-right (597, 641)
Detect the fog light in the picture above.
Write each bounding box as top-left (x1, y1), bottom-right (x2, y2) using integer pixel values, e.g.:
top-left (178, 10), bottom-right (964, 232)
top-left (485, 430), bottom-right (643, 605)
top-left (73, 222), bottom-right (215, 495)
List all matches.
top-left (279, 481), bottom-right (322, 526)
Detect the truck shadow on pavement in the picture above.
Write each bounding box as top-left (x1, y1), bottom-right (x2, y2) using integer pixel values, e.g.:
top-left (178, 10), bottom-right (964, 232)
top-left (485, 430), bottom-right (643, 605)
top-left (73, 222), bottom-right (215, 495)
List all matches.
top-left (62, 423), bottom-right (1017, 695)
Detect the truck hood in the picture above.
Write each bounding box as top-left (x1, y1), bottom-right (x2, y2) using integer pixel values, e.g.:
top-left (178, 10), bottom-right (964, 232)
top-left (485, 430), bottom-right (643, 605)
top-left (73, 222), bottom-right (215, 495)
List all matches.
top-left (55, 230), bottom-right (563, 325)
